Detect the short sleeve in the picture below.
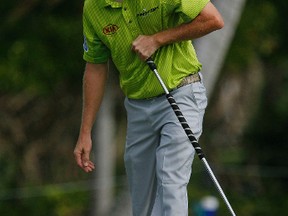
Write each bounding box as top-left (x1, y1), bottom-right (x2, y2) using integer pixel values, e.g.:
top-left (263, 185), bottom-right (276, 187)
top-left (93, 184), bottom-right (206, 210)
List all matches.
top-left (82, 9), bottom-right (111, 63)
top-left (174, 0), bottom-right (210, 22)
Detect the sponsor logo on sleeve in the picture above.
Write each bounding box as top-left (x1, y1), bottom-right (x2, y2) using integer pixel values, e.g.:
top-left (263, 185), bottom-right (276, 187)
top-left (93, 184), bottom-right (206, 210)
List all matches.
top-left (83, 35), bottom-right (89, 52)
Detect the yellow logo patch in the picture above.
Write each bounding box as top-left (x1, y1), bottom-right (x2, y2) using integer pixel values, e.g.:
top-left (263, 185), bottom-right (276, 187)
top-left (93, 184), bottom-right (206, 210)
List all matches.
top-left (103, 24), bottom-right (120, 35)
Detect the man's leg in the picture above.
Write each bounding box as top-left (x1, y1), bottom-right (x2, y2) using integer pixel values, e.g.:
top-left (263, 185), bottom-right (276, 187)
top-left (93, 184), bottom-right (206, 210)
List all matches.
top-left (152, 78), bottom-right (208, 216)
top-left (124, 98), bottom-right (160, 216)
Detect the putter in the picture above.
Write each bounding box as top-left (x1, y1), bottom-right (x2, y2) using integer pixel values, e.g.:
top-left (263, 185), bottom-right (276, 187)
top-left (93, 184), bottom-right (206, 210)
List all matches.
top-left (146, 58), bottom-right (236, 216)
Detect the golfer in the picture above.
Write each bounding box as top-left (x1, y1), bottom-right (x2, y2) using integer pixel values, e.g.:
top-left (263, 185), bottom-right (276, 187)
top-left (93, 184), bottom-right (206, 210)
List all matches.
top-left (74, 0), bottom-right (224, 215)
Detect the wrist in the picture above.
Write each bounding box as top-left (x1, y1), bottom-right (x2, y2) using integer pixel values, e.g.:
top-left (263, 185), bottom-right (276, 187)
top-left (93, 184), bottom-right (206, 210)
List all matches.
top-left (153, 32), bottom-right (166, 47)
top-left (79, 125), bottom-right (92, 137)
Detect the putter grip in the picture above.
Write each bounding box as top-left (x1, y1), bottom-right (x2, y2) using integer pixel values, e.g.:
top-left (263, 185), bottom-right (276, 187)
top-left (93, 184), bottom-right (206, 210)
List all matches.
top-left (146, 57), bottom-right (157, 71)
top-left (166, 94), bottom-right (205, 160)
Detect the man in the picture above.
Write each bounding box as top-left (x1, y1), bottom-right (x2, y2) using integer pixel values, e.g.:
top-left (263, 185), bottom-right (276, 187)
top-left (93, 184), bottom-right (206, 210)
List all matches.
top-left (74, 0), bottom-right (224, 215)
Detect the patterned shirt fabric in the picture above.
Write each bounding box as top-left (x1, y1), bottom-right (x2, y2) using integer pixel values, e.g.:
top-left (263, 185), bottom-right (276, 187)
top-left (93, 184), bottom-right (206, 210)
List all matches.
top-left (83, 0), bottom-right (209, 99)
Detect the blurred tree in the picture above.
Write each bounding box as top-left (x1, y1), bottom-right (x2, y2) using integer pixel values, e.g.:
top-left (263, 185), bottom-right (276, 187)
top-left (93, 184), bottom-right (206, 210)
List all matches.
top-left (203, 0), bottom-right (288, 214)
top-left (0, 1), bottom-right (90, 215)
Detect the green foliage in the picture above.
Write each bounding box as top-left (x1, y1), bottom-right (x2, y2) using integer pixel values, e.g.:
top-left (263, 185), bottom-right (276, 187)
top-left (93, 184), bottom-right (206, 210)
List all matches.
top-left (0, 1), bottom-right (84, 94)
top-left (239, 0), bottom-right (288, 172)
top-left (0, 192), bottom-right (89, 216)
top-left (0, 1), bottom-right (90, 215)
top-left (225, 0), bottom-right (286, 70)
top-left (227, 0), bottom-right (288, 214)
top-left (211, 0), bottom-right (288, 214)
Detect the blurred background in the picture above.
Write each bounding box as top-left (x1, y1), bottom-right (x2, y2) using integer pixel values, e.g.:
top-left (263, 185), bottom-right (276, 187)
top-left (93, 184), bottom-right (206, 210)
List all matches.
top-left (0, 0), bottom-right (288, 215)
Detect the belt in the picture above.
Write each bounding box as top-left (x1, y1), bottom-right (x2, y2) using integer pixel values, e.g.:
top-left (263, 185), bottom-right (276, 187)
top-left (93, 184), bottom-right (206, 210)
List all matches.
top-left (177, 72), bottom-right (201, 88)
top-left (144, 73), bottom-right (201, 100)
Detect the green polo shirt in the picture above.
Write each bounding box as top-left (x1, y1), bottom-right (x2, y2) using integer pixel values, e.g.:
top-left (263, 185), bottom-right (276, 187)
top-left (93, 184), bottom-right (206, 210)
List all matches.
top-left (83, 0), bottom-right (209, 99)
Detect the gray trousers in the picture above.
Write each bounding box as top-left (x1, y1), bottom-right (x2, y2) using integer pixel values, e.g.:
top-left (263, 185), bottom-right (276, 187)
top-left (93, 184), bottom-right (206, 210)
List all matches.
top-left (124, 75), bottom-right (207, 216)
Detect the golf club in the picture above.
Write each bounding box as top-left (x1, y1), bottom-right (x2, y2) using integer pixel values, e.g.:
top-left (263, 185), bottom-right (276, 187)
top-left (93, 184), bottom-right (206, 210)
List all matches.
top-left (146, 58), bottom-right (236, 216)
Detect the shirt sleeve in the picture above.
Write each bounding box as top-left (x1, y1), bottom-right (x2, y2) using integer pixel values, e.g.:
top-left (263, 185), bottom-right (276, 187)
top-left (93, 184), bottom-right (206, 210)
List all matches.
top-left (175, 0), bottom-right (210, 22)
top-left (82, 8), bottom-right (111, 64)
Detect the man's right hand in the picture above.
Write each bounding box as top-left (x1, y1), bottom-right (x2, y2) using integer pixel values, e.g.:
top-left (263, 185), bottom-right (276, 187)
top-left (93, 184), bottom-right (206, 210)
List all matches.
top-left (73, 135), bottom-right (95, 173)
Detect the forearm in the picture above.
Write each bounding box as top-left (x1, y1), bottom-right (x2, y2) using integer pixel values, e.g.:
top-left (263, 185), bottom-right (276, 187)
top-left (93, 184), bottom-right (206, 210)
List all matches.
top-left (154, 2), bottom-right (224, 46)
top-left (79, 62), bottom-right (108, 136)
top-left (132, 2), bottom-right (224, 60)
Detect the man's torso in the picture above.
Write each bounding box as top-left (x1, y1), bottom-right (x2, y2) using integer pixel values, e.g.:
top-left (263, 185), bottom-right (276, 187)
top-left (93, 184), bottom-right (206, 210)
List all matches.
top-left (83, 0), bottom-right (208, 99)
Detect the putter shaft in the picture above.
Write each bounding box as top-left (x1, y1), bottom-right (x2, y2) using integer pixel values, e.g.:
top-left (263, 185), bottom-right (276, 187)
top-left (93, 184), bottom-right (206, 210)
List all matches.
top-left (146, 58), bottom-right (236, 216)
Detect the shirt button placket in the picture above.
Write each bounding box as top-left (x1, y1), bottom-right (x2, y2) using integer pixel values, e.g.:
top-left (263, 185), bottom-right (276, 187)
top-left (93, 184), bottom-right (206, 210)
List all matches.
top-left (122, 4), bottom-right (138, 37)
